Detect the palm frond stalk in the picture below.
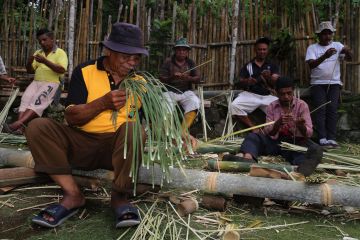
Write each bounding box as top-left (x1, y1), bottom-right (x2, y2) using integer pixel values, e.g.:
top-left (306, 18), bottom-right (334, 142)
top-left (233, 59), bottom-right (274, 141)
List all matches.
top-left (111, 72), bottom-right (193, 191)
top-left (0, 87), bottom-right (19, 132)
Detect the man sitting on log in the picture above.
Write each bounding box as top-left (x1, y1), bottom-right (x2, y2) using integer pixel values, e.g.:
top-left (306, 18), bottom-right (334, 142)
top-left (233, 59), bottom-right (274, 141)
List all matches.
top-left (159, 37), bottom-right (201, 131)
top-left (227, 77), bottom-right (323, 177)
top-left (25, 23), bottom-right (148, 228)
top-left (4, 29), bottom-right (68, 135)
top-left (231, 37), bottom-right (280, 131)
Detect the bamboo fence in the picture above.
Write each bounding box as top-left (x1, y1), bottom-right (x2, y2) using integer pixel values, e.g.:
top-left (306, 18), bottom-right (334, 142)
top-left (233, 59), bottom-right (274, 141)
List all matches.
top-left (0, 0), bottom-right (359, 93)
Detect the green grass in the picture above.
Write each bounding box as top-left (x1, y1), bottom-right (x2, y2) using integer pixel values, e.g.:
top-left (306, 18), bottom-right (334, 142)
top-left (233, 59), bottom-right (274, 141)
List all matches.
top-left (0, 186), bottom-right (360, 240)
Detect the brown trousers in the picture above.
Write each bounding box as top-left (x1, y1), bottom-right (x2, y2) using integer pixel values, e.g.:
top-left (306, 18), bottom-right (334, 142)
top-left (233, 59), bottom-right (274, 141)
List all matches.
top-left (25, 118), bottom-right (144, 193)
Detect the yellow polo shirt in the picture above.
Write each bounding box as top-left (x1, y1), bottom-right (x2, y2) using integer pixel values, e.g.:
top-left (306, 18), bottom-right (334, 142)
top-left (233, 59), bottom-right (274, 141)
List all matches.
top-left (67, 57), bottom-right (144, 133)
top-left (32, 47), bottom-right (68, 83)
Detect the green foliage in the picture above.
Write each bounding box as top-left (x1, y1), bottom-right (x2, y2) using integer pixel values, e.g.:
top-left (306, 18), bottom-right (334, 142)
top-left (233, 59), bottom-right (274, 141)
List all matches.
top-left (196, 0), bottom-right (230, 17)
top-left (151, 18), bottom-right (172, 41)
top-left (147, 18), bottom-right (172, 74)
top-left (269, 28), bottom-right (295, 61)
top-left (176, 5), bottom-right (189, 25)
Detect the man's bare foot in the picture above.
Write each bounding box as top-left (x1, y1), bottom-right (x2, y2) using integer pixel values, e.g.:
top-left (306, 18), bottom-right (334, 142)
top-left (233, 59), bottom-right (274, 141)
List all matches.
top-left (42, 192), bottom-right (85, 223)
top-left (111, 191), bottom-right (130, 208)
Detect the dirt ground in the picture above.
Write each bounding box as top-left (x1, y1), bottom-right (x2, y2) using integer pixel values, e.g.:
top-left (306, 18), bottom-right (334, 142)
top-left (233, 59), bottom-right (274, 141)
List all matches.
top-left (0, 183), bottom-right (360, 240)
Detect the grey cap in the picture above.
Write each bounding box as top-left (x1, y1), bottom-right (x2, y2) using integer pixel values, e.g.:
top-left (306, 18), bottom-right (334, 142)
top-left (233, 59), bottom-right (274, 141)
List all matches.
top-left (316, 21), bottom-right (336, 34)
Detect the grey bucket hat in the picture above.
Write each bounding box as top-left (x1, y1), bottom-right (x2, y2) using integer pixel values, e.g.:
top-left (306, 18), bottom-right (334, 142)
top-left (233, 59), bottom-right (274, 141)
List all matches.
top-left (101, 22), bottom-right (148, 56)
top-left (316, 21), bottom-right (336, 34)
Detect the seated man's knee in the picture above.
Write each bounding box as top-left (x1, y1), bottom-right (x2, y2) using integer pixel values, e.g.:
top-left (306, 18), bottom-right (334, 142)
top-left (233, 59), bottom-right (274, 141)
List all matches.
top-left (247, 132), bottom-right (260, 141)
top-left (26, 118), bottom-right (53, 136)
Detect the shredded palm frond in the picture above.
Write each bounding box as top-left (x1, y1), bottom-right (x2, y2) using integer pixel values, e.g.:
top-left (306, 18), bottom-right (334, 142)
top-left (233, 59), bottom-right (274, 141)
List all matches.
top-left (111, 72), bottom-right (193, 191)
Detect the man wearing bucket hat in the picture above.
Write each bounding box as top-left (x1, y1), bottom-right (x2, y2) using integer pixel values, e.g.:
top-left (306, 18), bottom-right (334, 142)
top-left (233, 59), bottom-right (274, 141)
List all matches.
top-left (306, 21), bottom-right (352, 148)
top-left (25, 23), bottom-right (148, 228)
top-left (159, 37), bottom-right (201, 131)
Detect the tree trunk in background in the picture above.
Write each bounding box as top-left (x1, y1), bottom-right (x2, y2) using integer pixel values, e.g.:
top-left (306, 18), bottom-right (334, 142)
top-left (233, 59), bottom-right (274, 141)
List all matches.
top-left (89, 0), bottom-right (94, 57)
top-left (136, 0), bottom-right (141, 26)
top-left (333, 0), bottom-right (340, 30)
top-left (229, 0), bottom-right (239, 86)
top-left (117, 0), bottom-right (123, 22)
top-left (68, 0), bottom-right (76, 78)
top-left (171, 1), bottom-right (177, 42)
top-left (48, 0), bottom-right (55, 30)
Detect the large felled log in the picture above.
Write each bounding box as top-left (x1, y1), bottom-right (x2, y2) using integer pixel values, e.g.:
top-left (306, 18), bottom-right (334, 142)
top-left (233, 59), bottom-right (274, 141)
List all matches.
top-left (1, 147), bottom-right (360, 207)
top-left (0, 147), bottom-right (34, 168)
top-left (0, 167), bottom-right (49, 187)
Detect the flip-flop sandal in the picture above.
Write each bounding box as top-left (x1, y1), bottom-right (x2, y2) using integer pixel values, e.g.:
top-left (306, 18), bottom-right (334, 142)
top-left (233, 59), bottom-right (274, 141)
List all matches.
top-left (32, 204), bottom-right (80, 228)
top-left (115, 204), bottom-right (141, 228)
top-left (297, 145), bottom-right (323, 177)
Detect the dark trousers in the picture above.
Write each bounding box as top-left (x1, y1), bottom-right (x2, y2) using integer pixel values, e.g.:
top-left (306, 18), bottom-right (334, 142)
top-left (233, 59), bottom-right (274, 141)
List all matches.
top-left (240, 133), bottom-right (316, 165)
top-left (25, 118), bottom-right (144, 193)
top-left (310, 84), bottom-right (340, 140)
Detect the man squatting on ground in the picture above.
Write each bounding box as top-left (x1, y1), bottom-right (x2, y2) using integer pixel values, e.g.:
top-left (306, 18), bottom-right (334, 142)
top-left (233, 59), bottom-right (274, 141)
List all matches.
top-left (25, 23), bottom-right (148, 228)
top-left (0, 55), bottom-right (16, 84)
top-left (228, 77), bottom-right (323, 177)
top-left (5, 29), bottom-right (68, 134)
top-left (159, 37), bottom-right (201, 131)
top-left (306, 21), bottom-right (352, 148)
top-left (231, 37), bottom-right (280, 130)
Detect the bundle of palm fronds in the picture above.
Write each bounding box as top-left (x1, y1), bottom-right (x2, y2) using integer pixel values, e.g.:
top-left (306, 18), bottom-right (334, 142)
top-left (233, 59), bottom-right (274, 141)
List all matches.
top-left (0, 133), bottom-right (27, 145)
top-left (111, 72), bottom-right (192, 189)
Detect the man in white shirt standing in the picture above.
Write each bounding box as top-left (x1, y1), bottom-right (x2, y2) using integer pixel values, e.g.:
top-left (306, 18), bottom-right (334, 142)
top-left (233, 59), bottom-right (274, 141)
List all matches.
top-left (305, 21), bottom-right (352, 148)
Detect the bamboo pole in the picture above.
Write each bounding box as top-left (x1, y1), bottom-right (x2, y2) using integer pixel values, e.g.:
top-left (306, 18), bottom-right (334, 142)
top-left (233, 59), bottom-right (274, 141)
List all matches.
top-left (220, 8), bottom-right (226, 84)
top-left (10, 0), bottom-right (16, 67)
top-left (254, 0), bottom-right (258, 38)
top-left (146, 8), bottom-right (151, 42)
top-left (160, 0), bottom-right (165, 20)
top-left (207, 159), bottom-right (296, 173)
top-left (136, 0), bottom-right (141, 26)
top-left (129, 0), bottom-right (134, 24)
top-left (67, 0), bottom-right (76, 77)
top-left (83, 0), bottom-right (90, 61)
top-left (124, 5), bottom-right (128, 23)
top-left (74, 0), bottom-right (83, 67)
top-left (249, 0), bottom-right (253, 40)
top-left (117, 0), bottom-right (123, 22)
top-left (259, 0), bottom-right (263, 36)
top-left (95, 0), bottom-right (103, 57)
top-left (229, 0), bottom-right (239, 86)
top-left (171, 1), bottom-right (177, 42)
top-left (3, 0), bottom-right (9, 65)
top-left (88, 0), bottom-right (94, 58)
top-left (2, 148), bottom-right (360, 207)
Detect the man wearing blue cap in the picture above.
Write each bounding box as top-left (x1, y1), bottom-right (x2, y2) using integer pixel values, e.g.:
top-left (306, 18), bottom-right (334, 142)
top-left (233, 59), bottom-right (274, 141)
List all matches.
top-left (159, 37), bottom-right (201, 131)
top-left (26, 23), bottom-right (148, 228)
